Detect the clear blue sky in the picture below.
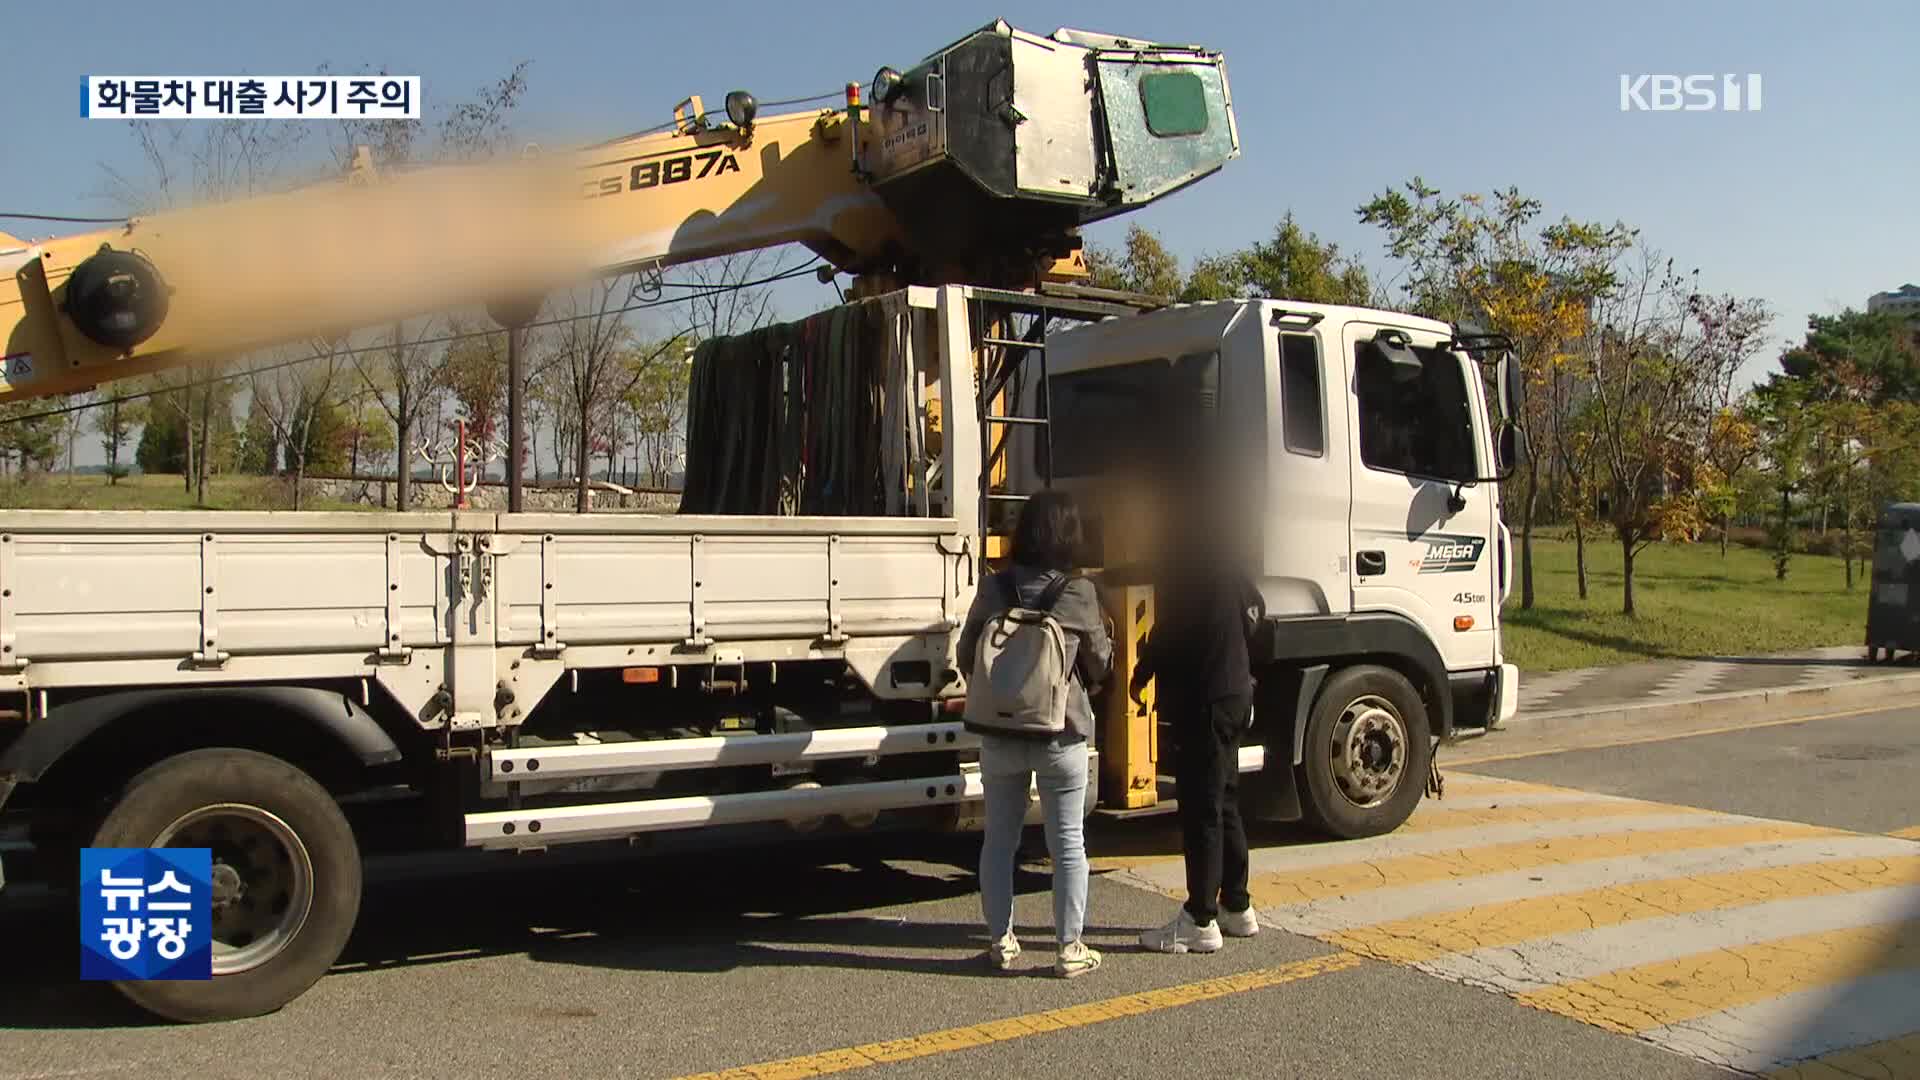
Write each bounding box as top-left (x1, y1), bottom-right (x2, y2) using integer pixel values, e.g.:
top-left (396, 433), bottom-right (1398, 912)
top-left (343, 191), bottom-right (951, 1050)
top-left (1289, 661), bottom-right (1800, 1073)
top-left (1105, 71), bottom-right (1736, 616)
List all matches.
top-left (5, 0), bottom-right (1917, 389)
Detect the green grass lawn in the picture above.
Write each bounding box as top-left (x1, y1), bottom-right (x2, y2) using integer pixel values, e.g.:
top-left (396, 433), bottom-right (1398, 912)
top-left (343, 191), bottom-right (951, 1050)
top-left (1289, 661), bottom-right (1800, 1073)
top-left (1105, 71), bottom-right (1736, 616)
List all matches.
top-left (1503, 534), bottom-right (1869, 673)
top-left (0, 473), bottom-right (366, 512)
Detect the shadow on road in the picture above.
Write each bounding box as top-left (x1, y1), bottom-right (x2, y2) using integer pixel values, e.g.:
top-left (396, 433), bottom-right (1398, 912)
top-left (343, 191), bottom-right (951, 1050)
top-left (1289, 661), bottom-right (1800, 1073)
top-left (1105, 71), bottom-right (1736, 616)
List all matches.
top-left (1754, 884), bottom-right (1920, 1074)
top-left (1705, 654), bottom-right (1878, 668)
top-left (0, 824), bottom-right (1217, 1031)
top-left (1498, 614), bottom-right (1673, 662)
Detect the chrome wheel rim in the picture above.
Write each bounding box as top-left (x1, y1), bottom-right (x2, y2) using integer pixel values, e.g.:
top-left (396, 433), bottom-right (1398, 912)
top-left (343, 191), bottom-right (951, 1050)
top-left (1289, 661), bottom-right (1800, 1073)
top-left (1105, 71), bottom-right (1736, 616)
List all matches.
top-left (1329, 695), bottom-right (1408, 810)
top-left (155, 803), bottom-right (314, 976)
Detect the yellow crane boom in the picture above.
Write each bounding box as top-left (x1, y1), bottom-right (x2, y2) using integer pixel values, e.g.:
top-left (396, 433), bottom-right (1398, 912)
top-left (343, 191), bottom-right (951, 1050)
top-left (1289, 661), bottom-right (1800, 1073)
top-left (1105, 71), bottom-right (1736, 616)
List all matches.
top-left (0, 20), bottom-right (1238, 402)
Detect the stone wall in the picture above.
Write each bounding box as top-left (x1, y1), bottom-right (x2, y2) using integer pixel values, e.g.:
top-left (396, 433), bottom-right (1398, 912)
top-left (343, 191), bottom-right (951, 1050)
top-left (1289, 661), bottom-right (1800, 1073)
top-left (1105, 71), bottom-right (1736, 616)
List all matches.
top-left (301, 476), bottom-right (681, 514)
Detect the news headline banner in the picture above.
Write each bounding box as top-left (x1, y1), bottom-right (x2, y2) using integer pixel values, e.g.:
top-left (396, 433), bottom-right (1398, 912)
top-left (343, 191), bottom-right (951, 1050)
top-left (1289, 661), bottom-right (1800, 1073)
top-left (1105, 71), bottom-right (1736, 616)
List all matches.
top-left (82, 76), bottom-right (420, 119)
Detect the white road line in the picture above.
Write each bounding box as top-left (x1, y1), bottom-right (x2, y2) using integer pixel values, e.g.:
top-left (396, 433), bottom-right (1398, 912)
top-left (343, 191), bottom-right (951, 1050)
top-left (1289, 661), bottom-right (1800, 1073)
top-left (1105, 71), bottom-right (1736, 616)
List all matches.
top-left (1420, 885), bottom-right (1920, 994)
top-left (1266, 833), bottom-right (1920, 936)
top-left (1, 1066), bottom-right (149, 1080)
top-left (1244, 810), bottom-right (1758, 874)
top-left (1117, 810), bottom-right (1755, 898)
top-left (1514, 667), bottom-right (1603, 707)
top-left (1639, 968), bottom-right (1920, 1075)
top-left (1383, 789), bottom-right (1643, 813)
top-left (1650, 661), bottom-right (1737, 699)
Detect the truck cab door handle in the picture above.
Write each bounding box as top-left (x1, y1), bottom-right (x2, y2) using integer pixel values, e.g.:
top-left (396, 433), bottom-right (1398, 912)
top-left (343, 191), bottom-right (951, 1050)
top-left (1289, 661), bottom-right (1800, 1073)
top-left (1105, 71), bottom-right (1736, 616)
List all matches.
top-left (1356, 550), bottom-right (1386, 577)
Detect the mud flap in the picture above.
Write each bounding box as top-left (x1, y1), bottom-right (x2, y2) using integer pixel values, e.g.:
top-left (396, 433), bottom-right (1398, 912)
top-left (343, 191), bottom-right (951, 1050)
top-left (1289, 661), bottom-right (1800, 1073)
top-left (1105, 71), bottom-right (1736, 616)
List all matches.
top-left (1240, 664), bottom-right (1325, 822)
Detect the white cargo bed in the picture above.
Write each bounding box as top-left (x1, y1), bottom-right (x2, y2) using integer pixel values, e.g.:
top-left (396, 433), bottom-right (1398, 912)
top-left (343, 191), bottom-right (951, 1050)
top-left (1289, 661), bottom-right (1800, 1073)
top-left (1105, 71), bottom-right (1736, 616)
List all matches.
top-left (0, 508), bottom-right (975, 720)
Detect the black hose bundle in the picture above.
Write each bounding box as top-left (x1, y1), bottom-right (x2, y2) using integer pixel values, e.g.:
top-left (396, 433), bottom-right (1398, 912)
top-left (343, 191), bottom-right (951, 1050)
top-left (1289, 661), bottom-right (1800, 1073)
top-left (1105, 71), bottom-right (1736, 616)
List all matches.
top-left (681, 300), bottom-right (894, 516)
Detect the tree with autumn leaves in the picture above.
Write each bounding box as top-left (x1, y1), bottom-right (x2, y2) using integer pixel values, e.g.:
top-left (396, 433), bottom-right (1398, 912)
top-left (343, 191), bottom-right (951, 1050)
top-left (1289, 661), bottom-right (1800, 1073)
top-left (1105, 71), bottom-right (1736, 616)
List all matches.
top-left (1092, 186), bottom-right (1778, 617)
top-left (1356, 181), bottom-right (1638, 609)
top-left (1085, 215), bottom-right (1376, 306)
top-left (1756, 311), bottom-right (1920, 587)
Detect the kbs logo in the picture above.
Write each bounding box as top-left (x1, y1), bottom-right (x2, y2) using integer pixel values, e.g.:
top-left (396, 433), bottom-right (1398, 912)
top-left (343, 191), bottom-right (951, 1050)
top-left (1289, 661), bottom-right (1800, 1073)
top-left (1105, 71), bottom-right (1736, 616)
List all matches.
top-left (1413, 534), bottom-right (1487, 574)
top-left (1619, 74), bottom-right (1763, 112)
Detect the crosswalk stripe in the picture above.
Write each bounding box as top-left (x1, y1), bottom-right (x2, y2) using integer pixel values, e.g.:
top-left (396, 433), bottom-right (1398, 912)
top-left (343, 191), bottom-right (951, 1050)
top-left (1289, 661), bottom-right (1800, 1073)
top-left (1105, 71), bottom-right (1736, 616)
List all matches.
top-left (1764, 1028), bottom-right (1920, 1079)
top-left (1308, 844), bottom-right (1920, 947)
top-left (1237, 810), bottom-right (1812, 878)
top-left (1246, 820), bottom-right (1836, 906)
top-left (1395, 797), bottom-right (1705, 834)
top-left (1650, 970), bottom-right (1920, 1075)
top-left (1426, 885), bottom-right (1920, 994)
top-left (1389, 789), bottom-right (1640, 813)
top-left (1427, 775), bottom-right (1566, 797)
top-left (1514, 919), bottom-right (1920, 1034)
top-left (1106, 770), bottom-right (1919, 1072)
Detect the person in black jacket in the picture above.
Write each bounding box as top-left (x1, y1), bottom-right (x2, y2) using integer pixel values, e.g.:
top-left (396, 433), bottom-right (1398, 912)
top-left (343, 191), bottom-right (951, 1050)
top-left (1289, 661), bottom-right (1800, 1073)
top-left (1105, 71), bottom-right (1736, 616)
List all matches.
top-left (1118, 460), bottom-right (1266, 953)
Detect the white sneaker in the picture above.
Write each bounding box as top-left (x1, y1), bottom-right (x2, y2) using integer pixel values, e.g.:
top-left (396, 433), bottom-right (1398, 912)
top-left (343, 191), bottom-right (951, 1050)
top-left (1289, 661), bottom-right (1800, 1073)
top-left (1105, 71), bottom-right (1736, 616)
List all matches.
top-left (1219, 906), bottom-right (1260, 938)
top-left (1055, 940), bottom-right (1103, 979)
top-left (985, 931), bottom-right (1021, 972)
top-left (1139, 908), bottom-right (1224, 954)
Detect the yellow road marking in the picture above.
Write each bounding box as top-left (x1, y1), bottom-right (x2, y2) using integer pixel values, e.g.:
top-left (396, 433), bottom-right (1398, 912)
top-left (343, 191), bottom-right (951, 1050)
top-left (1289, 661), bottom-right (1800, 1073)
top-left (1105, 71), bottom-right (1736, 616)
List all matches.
top-left (1443, 703), bottom-right (1899, 767)
top-left (1891, 826), bottom-right (1920, 841)
top-left (1396, 798), bottom-right (1703, 834)
top-left (670, 952), bottom-right (1362, 1080)
top-left (1326, 854), bottom-right (1920, 964)
top-left (1767, 1032), bottom-right (1920, 1079)
top-left (1516, 921), bottom-right (1920, 1034)
top-left (1250, 821), bottom-right (1840, 906)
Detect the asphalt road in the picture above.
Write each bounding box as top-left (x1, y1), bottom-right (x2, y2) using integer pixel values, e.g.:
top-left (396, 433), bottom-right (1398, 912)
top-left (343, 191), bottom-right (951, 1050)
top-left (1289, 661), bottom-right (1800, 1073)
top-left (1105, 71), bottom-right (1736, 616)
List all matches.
top-left (6, 705), bottom-right (1917, 1079)
top-left (1, 830), bottom-right (1726, 1079)
top-left (1463, 705), bottom-right (1920, 837)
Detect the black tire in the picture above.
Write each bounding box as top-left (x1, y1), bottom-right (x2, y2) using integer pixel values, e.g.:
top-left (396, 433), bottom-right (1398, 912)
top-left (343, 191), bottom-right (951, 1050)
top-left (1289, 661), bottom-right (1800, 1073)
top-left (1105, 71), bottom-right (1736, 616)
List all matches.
top-left (90, 748), bottom-right (362, 1023)
top-left (1295, 665), bottom-right (1432, 840)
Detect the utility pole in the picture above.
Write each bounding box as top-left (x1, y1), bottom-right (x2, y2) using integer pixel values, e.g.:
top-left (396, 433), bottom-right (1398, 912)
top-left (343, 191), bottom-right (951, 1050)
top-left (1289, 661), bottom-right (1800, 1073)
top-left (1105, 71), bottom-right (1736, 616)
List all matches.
top-left (488, 298), bottom-right (542, 514)
top-left (507, 325), bottom-right (525, 513)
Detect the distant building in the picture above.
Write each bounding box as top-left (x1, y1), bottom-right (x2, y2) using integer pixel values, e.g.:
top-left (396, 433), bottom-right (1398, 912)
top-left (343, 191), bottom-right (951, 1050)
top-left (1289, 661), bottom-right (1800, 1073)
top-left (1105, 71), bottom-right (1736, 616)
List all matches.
top-left (1868, 284), bottom-right (1920, 319)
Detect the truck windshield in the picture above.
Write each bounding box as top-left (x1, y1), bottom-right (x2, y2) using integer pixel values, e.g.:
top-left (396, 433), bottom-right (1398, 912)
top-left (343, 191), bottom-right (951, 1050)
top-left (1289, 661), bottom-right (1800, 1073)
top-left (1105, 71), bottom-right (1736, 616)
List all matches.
top-left (1354, 340), bottom-right (1479, 483)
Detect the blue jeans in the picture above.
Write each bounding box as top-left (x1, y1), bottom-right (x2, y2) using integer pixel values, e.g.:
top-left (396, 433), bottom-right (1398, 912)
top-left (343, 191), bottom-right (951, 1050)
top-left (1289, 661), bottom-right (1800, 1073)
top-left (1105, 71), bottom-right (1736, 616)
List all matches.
top-left (978, 733), bottom-right (1090, 946)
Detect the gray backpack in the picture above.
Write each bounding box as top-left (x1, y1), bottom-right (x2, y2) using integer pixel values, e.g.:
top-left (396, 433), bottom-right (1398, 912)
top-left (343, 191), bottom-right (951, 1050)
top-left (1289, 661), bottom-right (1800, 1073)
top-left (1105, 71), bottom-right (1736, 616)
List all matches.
top-left (964, 572), bottom-right (1075, 738)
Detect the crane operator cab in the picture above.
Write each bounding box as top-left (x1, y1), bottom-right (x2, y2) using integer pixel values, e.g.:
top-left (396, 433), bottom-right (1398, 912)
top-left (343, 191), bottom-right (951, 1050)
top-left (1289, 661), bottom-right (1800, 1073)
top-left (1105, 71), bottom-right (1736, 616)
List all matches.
top-left (860, 21), bottom-right (1239, 283)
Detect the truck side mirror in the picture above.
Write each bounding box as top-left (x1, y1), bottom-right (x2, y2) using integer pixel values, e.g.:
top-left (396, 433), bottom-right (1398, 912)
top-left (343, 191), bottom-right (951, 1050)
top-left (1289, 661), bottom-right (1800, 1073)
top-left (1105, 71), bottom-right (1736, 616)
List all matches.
top-left (1497, 421), bottom-right (1527, 479)
top-left (1498, 348), bottom-right (1523, 421)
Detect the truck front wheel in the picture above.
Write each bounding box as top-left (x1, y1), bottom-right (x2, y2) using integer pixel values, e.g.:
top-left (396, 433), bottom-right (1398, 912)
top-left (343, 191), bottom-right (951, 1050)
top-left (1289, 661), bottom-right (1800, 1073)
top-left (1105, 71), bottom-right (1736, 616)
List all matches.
top-left (90, 748), bottom-right (362, 1023)
top-left (1296, 665), bottom-right (1432, 840)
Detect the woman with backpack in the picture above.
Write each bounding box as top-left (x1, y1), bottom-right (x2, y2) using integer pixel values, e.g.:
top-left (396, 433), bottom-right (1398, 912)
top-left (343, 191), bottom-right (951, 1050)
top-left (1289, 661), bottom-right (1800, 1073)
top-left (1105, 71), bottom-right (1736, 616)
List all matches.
top-left (957, 491), bottom-right (1114, 978)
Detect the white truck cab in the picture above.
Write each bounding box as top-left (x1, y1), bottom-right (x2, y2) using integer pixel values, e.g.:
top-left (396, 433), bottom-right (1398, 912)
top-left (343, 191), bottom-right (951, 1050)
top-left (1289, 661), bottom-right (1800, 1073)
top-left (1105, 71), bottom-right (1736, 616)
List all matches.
top-left (1022, 298), bottom-right (1523, 835)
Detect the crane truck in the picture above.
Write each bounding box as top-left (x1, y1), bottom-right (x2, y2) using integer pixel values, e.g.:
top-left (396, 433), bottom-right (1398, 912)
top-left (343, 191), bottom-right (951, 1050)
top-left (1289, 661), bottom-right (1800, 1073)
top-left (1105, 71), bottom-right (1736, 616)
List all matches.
top-left (0, 19), bottom-right (1522, 1023)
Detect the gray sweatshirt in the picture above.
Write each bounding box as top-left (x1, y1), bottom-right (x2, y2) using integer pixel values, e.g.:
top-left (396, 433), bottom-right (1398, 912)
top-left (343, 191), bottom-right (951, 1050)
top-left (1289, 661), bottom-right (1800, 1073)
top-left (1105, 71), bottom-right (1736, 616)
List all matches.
top-left (955, 565), bottom-right (1114, 741)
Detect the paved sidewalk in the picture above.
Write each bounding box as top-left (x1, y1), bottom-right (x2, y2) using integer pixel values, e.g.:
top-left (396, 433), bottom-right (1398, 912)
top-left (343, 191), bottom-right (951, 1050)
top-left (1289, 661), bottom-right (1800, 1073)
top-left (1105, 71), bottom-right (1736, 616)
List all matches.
top-left (1515, 645), bottom-right (1911, 722)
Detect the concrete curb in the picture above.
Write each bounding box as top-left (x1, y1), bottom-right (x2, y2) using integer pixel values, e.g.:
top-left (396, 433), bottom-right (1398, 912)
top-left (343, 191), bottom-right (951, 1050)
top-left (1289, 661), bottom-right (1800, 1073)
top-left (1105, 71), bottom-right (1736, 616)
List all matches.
top-left (1496, 669), bottom-right (1920, 736)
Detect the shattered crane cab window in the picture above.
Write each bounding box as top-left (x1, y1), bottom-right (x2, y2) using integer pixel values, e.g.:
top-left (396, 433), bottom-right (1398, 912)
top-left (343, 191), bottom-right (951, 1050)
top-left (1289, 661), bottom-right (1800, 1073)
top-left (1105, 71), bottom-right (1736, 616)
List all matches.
top-left (1139, 71), bottom-right (1209, 137)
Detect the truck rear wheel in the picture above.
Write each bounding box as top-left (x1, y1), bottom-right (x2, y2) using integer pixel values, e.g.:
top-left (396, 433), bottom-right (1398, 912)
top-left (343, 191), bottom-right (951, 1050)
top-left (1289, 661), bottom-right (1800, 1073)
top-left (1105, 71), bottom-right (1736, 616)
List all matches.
top-left (89, 748), bottom-right (362, 1023)
top-left (1296, 665), bottom-right (1431, 840)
